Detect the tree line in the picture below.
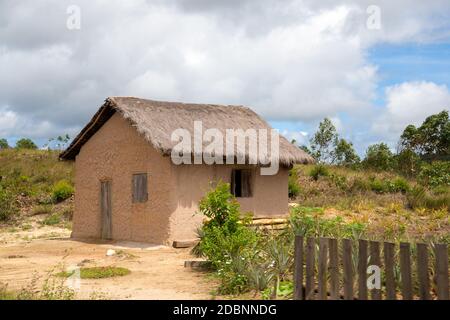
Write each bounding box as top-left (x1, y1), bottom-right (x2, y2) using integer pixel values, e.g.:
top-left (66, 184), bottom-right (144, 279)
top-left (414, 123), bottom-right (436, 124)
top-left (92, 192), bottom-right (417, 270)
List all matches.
top-left (297, 110), bottom-right (450, 175)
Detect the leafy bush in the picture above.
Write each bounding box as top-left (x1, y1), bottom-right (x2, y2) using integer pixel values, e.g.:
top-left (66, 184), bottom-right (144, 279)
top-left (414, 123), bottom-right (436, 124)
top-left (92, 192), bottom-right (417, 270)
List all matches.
top-left (0, 188), bottom-right (18, 221)
top-left (288, 169), bottom-right (300, 199)
top-left (418, 161), bottom-right (450, 188)
top-left (309, 164), bottom-right (329, 181)
top-left (58, 267), bottom-right (130, 279)
top-left (407, 186), bottom-right (450, 210)
top-left (289, 206), bottom-right (367, 239)
top-left (363, 143), bottom-right (395, 171)
top-left (15, 138), bottom-right (37, 150)
top-left (42, 213), bottom-right (61, 226)
top-left (196, 181), bottom-right (258, 294)
top-left (52, 180), bottom-right (74, 202)
top-left (0, 138), bottom-right (9, 150)
top-left (368, 177), bottom-right (410, 194)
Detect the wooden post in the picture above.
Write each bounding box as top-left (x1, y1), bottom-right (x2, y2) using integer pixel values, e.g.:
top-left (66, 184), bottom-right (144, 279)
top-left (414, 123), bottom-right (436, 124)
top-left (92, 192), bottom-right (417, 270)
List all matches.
top-left (369, 241), bottom-right (382, 300)
top-left (329, 238), bottom-right (339, 300)
top-left (435, 244), bottom-right (449, 300)
top-left (318, 238), bottom-right (329, 300)
top-left (293, 236), bottom-right (304, 300)
top-left (343, 239), bottom-right (353, 300)
top-left (416, 243), bottom-right (431, 300)
top-left (400, 242), bottom-right (413, 300)
top-left (384, 242), bottom-right (396, 300)
top-left (358, 239), bottom-right (368, 300)
top-left (305, 238), bottom-right (316, 300)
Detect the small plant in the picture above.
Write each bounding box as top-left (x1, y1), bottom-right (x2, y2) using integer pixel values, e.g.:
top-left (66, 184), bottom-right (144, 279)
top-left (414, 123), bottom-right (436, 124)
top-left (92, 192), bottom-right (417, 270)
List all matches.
top-left (32, 204), bottom-right (53, 216)
top-left (52, 180), bottom-right (74, 202)
top-left (309, 164), bottom-right (329, 181)
top-left (419, 161), bottom-right (450, 188)
top-left (0, 188), bottom-right (18, 221)
top-left (42, 213), bottom-right (62, 226)
top-left (288, 169), bottom-right (300, 199)
top-left (196, 181), bottom-right (258, 294)
top-left (57, 266), bottom-right (130, 279)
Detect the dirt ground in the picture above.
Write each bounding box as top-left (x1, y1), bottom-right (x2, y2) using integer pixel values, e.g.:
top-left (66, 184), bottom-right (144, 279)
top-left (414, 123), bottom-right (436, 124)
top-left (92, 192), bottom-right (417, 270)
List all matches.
top-left (0, 236), bottom-right (216, 300)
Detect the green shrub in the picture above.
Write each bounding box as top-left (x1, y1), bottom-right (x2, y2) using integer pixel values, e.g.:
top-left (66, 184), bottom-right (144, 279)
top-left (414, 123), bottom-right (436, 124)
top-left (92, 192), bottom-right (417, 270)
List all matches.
top-left (196, 181), bottom-right (258, 294)
top-left (350, 177), bottom-right (370, 192)
top-left (52, 180), bottom-right (74, 202)
top-left (309, 164), bottom-right (329, 181)
top-left (407, 186), bottom-right (450, 210)
top-left (418, 161), bottom-right (450, 188)
top-left (288, 169), bottom-right (300, 199)
top-left (363, 143), bottom-right (396, 171)
top-left (15, 138), bottom-right (37, 150)
top-left (0, 188), bottom-right (19, 221)
top-left (58, 267), bottom-right (130, 279)
top-left (42, 213), bottom-right (61, 226)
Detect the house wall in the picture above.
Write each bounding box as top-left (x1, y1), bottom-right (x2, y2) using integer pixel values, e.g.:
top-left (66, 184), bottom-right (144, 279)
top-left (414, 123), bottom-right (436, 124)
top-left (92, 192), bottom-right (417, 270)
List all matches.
top-left (168, 164), bottom-right (289, 242)
top-left (72, 113), bottom-right (176, 243)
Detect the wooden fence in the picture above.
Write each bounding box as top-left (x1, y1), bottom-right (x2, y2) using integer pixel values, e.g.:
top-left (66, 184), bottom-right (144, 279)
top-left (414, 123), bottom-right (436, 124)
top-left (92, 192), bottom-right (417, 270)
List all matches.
top-left (293, 236), bottom-right (449, 300)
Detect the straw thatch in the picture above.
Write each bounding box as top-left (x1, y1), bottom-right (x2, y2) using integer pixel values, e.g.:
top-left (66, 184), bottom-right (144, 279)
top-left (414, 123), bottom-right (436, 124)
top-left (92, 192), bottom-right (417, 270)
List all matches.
top-left (60, 97), bottom-right (314, 166)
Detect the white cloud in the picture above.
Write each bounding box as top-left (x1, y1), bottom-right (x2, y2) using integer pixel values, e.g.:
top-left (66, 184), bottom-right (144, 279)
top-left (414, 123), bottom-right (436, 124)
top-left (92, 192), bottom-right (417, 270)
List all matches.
top-left (0, 0), bottom-right (449, 146)
top-left (372, 81), bottom-right (450, 142)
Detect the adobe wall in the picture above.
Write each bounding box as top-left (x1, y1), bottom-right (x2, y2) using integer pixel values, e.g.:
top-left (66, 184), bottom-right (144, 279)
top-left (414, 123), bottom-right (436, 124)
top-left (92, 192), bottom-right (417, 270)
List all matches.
top-left (168, 164), bottom-right (289, 242)
top-left (72, 112), bottom-right (176, 244)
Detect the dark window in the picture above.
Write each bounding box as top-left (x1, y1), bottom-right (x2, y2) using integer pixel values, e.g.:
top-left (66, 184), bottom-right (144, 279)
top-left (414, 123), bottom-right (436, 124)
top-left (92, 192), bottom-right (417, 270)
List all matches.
top-left (132, 173), bottom-right (148, 203)
top-left (231, 169), bottom-right (252, 198)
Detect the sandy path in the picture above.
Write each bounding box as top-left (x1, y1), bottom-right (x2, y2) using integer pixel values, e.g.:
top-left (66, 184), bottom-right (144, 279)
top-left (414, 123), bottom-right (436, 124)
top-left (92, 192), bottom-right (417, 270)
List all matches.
top-left (0, 239), bottom-right (216, 299)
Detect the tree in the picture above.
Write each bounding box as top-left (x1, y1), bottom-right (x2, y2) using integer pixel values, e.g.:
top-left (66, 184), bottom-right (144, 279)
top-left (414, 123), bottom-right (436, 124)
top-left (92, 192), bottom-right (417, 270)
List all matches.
top-left (310, 118), bottom-right (338, 163)
top-left (363, 143), bottom-right (395, 171)
top-left (332, 138), bottom-right (360, 166)
top-left (15, 138), bottom-right (38, 150)
top-left (399, 110), bottom-right (450, 157)
top-left (0, 138), bottom-right (9, 150)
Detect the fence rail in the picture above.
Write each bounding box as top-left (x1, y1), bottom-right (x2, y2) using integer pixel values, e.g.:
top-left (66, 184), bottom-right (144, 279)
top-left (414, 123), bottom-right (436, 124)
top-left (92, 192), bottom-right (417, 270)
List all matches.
top-left (293, 236), bottom-right (449, 300)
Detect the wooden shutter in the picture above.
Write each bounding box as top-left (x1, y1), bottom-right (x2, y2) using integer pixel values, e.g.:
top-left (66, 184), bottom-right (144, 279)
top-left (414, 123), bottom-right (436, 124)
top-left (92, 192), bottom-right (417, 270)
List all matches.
top-left (132, 173), bottom-right (148, 203)
top-left (100, 180), bottom-right (112, 239)
top-left (230, 170), bottom-right (236, 196)
top-left (241, 170), bottom-right (252, 197)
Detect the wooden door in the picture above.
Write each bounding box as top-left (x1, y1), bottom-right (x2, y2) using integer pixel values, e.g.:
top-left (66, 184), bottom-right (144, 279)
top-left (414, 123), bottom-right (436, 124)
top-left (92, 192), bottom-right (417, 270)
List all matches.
top-left (100, 180), bottom-right (112, 239)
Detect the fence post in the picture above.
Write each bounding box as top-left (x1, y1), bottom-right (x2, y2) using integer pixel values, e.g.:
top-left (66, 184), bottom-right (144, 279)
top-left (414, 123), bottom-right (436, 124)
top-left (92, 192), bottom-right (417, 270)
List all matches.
top-left (329, 238), bottom-right (339, 300)
top-left (416, 243), bottom-right (431, 300)
top-left (318, 238), bottom-right (329, 300)
top-left (358, 239), bottom-right (368, 300)
top-left (400, 242), bottom-right (413, 300)
top-left (343, 239), bottom-right (353, 300)
top-left (293, 236), bottom-right (304, 300)
top-left (384, 242), bottom-right (396, 300)
top-left (369, 241), bottom-right (382, 300)
top-left (435, 244), bottom-right (449, 300)
top-left (305, 238), bottom-right (316, 300)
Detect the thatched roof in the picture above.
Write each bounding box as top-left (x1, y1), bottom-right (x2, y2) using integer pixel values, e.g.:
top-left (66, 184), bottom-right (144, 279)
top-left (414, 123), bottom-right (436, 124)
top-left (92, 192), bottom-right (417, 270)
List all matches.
top-left (60, 97), bottom-right (314, 166)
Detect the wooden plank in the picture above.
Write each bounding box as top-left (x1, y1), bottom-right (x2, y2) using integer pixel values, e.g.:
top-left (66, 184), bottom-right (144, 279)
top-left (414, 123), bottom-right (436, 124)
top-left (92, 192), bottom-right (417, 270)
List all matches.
top-left (435, 244), bottom-right (449, 300)
top-left (184, 260), bottom-right (212, 269)
top-left (100, 180), bottom-right (112, 240)
top-left (358, 239), bottom-right (368, 300)
top-left (342, 239), bottom-right (353, 300)
top-left (318, 238), bottom-right (328, 300)
top-left (384, 242), bottom-right (396, 300)
top-left (172, 239), bottom-right (199, 248)
top-left (329, 238), bottom-right (339, 300)
top-left (293, 236), bottom-right (304, 300)
top-left (416, 243), bottom-right (431, 300)
top-left (400, 242), bottom-right (413, 300)
top-left (305, 238), bottom-right (316, 300)
top-left (369, 241), bottom-right (382, 300)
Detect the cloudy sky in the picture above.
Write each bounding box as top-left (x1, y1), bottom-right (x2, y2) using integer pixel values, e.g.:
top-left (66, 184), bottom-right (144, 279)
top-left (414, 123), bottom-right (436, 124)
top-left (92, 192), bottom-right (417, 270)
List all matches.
top-left (1, 0), bottom-right (450, 154)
